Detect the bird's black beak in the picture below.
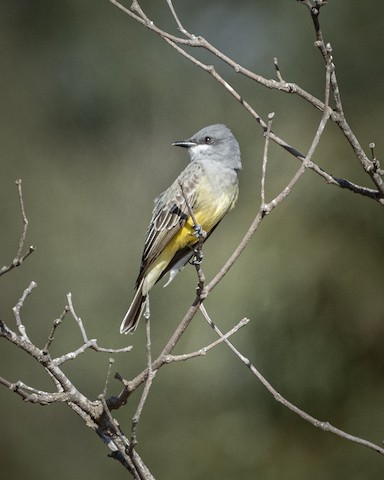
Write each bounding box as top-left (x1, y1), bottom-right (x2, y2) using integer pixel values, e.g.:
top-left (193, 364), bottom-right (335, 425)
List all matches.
top-left (172, 140), bottom-right (196, 148)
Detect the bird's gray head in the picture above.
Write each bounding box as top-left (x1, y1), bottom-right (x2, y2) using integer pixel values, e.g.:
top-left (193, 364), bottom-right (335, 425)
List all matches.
top-left (172, 124), bottom-right (242, 171)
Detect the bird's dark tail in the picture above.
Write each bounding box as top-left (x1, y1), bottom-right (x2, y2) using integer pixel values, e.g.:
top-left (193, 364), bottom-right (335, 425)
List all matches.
top-left (120, 280), bottom-right (146, 334)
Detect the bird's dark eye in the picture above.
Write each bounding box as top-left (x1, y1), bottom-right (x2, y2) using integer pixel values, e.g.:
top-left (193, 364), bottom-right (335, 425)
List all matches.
top-left (204, 136), bottom-right (214, 144)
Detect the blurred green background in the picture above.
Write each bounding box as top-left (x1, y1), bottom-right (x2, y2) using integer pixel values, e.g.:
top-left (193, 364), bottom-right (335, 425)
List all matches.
top-left (1, 1), bottom-right (384, 478)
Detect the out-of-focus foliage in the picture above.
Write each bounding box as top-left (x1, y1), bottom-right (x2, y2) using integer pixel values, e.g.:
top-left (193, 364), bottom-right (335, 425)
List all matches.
top-left (1, 1), bottom-right (384, 479)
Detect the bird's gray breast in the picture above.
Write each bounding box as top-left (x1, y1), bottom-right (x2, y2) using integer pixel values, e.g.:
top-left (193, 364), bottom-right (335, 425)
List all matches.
top-left (194, 159), bottom-right (239, 219)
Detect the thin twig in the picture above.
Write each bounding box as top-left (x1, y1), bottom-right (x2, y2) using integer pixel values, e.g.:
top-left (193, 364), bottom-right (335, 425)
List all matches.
top-left (53, 340), bottom-right (132, 366)
top-left (129, 315), bottom-right (156, 453)
top-left (15, 179), bottom-right (29, 258)
top-left (368, 142), bottom-right (383, 175)
top-left (0, 180), bottom-right (35, 277)
top-left (166, 0), bottom-right (191, 37)
top-left (103, 358), bottom-right (115, 397)
top-left (12, 281), bottom-right (37, 340)
top-left (273, 57), bottom-right (284, 82)
top-left (163, 317), bottom-right (249, 363)
top-left (52, 295), bottom-right (132, 365)
top-left (67, 293), bottom-right (88, 343)
top-left (43, 307), bottom-right (69, 353)
top-left (177, 181), bottom-right (197, 230)
top-left (261, 113), bottom-right (274, 207)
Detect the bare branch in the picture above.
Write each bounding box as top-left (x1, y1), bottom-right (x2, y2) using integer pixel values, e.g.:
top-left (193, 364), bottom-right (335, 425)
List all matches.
top-left (199, 304), bottom-right (384, 456)
top-left (129, 316), bottom-right (156, 453)
top-left (108, 0), bottom-right (384, 204)
top-left (298, 1), bottom-right (384, 196)
top-left (0, 180), bottom-right (35, 277)
top-left (15, 179), bottom-right (29, 258)
top-left (43, 307), bottom-right (69, 354)
top-left (273, 57), bottom-right (284, 82)
top-left (49, 293), bottom-right (132, 365)
top-left (261, 112), bottom-right (274, 207)
top-left (109, 299), bottom-right (202, 410)
top-left (163, 317), bottom-right (249, 363)
top-left (0, 376), bottom-right (70, 404)
top-left (53, 339), bottom-right (133, 366)
top-left (166, 0), bottom-right (191, 37)
top-left (67, 292), bottom-right (88, 343)
top-left (12, 281), bottom-right (37, 340)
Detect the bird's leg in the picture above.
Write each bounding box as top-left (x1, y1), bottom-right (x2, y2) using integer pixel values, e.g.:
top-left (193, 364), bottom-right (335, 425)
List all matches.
top-left (190, 226), bottom-right (206, 265)
top-left (178, 179), bottom-right (206, 265)
top-left (193, 223), bottom-right (206, 241)
top-left (190, 245), bottom-right (204, 265)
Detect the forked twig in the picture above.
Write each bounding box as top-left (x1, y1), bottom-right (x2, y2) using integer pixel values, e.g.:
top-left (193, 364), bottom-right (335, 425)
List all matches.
top-left (163, 317), bottom-right (249, 363)
top-left (52, 294), bottom-right (132, 365)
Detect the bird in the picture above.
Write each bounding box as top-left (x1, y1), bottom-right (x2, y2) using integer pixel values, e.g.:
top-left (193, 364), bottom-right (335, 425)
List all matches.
top-left (120, 124), bottom-right (242, 334)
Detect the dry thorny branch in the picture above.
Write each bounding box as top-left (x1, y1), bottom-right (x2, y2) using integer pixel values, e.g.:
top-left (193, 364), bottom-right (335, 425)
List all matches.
top-left (1, 1), bottom-right (384, 478)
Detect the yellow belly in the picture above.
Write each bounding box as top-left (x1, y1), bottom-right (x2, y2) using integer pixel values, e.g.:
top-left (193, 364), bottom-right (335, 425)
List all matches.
top-left (143, 184), bottom-right (238, 294)
top-left (142, 219), bottom-right (201, 294)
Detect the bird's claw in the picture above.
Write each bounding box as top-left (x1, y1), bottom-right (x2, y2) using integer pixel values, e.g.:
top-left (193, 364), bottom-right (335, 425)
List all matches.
top-left (193, 224), bottom-right (206, 240)
top-left (190, 247), bottom-right (203, 265)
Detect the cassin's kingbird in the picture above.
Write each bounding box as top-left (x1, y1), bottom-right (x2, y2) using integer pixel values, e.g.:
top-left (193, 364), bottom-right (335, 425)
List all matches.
top-left (120, 124), bottom-right (242, 334)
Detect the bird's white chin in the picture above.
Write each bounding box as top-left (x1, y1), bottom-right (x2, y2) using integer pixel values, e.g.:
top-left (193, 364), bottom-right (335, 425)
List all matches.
top-left (189, 144), bottom-right (212, 161)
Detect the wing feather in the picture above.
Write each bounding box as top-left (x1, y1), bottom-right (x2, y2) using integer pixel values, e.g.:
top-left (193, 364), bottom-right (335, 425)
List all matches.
top-left (136, 161), bottom-right (203, 286)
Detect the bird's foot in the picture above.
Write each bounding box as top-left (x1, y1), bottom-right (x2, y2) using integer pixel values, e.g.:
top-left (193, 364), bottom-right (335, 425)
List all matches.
top-left (190, 247), bottom-right (204, 265)
top-left (193, 224), bottom-right (206, 240)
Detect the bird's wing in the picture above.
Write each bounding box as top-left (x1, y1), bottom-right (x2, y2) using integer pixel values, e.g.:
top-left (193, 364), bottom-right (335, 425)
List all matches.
top-left (136, 161), bottom-right (203, 285)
